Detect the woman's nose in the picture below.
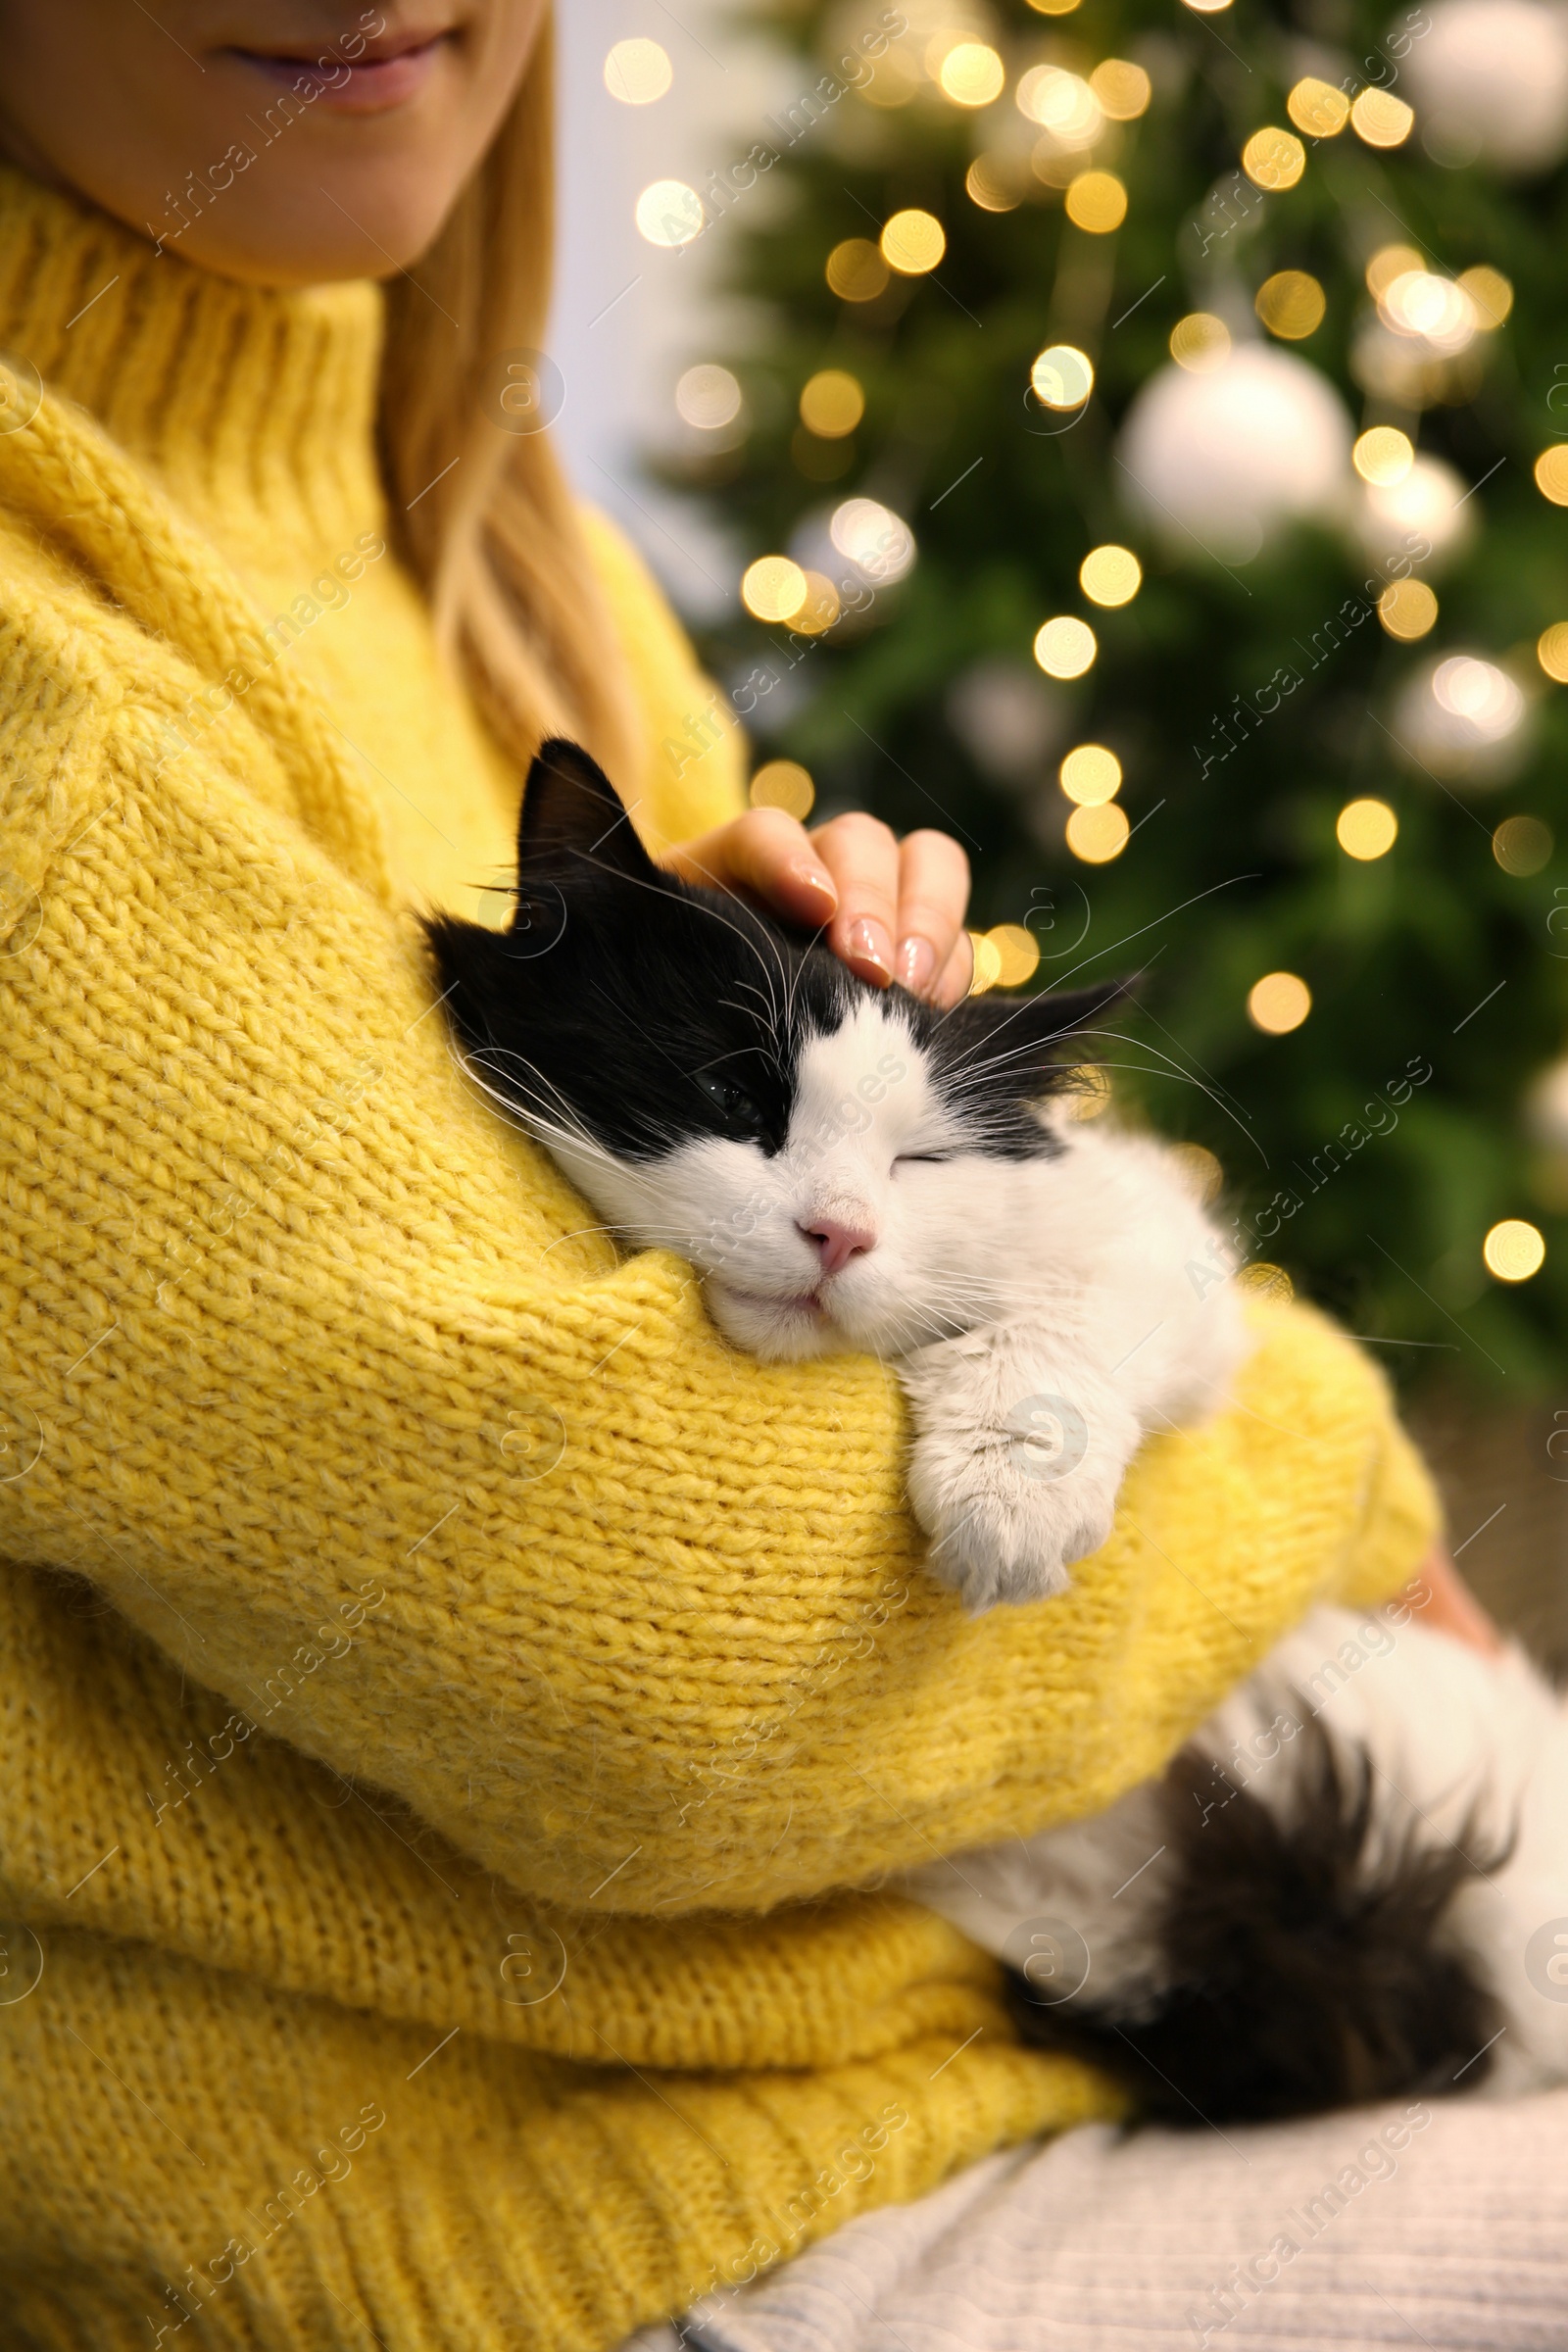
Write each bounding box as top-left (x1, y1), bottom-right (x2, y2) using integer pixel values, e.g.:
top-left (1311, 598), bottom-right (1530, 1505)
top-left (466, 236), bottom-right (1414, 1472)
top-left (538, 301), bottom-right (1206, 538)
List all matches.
top-left (800, 1217), bottom-right (877, 1276)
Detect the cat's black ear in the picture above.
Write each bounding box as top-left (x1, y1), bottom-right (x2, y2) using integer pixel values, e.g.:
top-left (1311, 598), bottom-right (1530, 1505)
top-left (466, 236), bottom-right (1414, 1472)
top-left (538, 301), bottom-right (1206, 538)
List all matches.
top-left (928, 975), bottom-right (1133, 1150)
top-left (516, 737), bottom-right (662, 885)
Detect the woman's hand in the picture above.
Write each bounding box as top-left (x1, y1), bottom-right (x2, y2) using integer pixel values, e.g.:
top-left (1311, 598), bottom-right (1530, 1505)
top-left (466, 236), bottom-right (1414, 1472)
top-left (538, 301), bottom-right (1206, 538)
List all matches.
top-left (663, 808), bottom-right (974, 1007)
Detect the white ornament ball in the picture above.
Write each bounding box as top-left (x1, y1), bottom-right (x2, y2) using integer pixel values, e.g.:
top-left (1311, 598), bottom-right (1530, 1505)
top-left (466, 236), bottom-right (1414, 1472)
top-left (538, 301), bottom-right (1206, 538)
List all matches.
top-left (1118, 345), bottom-right (1353, 563)
top-left (1356, 453), bottom-right (1478, 572)
top-left (1401, 0), bottom-right (1568, 172)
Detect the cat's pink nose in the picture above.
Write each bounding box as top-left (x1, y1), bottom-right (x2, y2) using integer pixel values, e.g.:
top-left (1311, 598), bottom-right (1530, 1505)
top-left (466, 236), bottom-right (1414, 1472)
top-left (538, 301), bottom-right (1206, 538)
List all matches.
top-left (801, 1217), bottom-right (876, 1276)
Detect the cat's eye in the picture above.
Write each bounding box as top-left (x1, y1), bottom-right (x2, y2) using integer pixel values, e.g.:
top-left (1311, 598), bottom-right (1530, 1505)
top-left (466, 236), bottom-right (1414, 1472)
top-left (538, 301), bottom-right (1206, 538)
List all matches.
top-left (695, 1070), bottom-right (766, 1139)
top-left (895, 1152), bottom-right (952, 1167)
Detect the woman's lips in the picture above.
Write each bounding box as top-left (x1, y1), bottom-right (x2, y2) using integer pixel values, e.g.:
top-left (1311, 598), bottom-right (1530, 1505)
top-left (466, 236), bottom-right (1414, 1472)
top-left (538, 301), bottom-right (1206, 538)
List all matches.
top-left (227, 33), bottom-right (451, 115)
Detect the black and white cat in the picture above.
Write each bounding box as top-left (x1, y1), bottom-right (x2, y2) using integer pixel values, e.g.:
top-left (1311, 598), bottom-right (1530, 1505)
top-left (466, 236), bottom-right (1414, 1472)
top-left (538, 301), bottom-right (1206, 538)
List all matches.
top-left (428, 741), bottom-right (1568, 2123)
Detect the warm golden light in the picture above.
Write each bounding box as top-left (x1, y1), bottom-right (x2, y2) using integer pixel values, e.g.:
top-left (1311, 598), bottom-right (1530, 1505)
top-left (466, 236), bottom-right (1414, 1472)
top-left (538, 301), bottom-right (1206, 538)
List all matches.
top-left (635, 180), bottom-right (705, 247)
top-left (1536, 447), bottom-right (1568, 507)
top-left (1090, 59), bottom-right (1152, 120)
top-left (1034, 616), bottom-right (1098, 678)
top-left (939, 40), bottom-right (1004, 105)
top-left (1079, 544), bottom-right (1142, 607)
top-left (1016, 66), bottom-right (1102, 142)
top-left (1459, 266), bottom-right (1513, 328)
top-left (1065, 170), bottom-right (1128, 232)
top-left (1242, 126), bottom-right (1306, 190)
top-left (1353, 426), bottom-right (1415, 487)
top-left (1059, 744), bottom-right (1122, 805)
top-left (1248, 972), bottom-right (1311, 1034)
top-left (1494, 815), bottom-right (1553, 876)
top-left (1287, 76), bottom-right (1350, 136)
top-left (1336, 798), bottom-right (1398, 858)
top-left (1538, 622), bottom-right (1568, 683)
top-left (1255, 270), bottom-right (1326, 340)
top-left (825, 238), bottom-right (889, 302)
top-left (881, 209), bottom-right (946, 274)
top-left (1066, 804), bottom-right (1130, 861)
top-left (750, 760), bottom-right (815, 818)
top-left (1030, 344), bottom-right (1095, 409)
top-left (1351, 88), bottom-right (1414, 147)
top-left (799, 369), bottom-right (864, 438)
top-left (1378, 578), bottom-right (1438, 641)
top-left (966, 156), bottom-right (1020, 212)
top-left (789, 572), bottom-right (842, 636)
top-left (968, 932), bottom-right (1004, 992)
top-left (1366, 243), bottom-right (1423, 299)
top-left (1484, 1218), bottom-right (1545, 1282)
top-left (741, 556), bottom-right (808, 624)
top-left (605, 38), bottom-right (672, 103)
top-left (988, 923), bottom-right (1042, 986)
top-left (1238, 1260), bottom-right (1295, 1301)
top-left (1171, 1142), bottom-right (1224, 1203)
top-left (1169, 313), bottom-right (1231, 372)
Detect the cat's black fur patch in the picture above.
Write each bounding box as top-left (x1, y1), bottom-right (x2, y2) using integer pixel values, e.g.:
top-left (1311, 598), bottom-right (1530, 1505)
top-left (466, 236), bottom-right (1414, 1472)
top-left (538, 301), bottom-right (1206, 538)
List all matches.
top-left (1007, 1715), bottom-right (1505, 2125)
top-left (424, 740), bottom-right (1125, 1162)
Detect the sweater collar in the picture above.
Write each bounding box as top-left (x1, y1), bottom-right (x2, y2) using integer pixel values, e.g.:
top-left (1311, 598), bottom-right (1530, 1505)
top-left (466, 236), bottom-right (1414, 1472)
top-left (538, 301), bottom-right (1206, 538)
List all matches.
top-left (0, 164), bottom-right (387, 581)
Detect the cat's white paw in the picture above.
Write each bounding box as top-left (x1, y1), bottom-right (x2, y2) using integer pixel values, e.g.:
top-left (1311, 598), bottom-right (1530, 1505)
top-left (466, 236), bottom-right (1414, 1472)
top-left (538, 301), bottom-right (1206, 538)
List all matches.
top-left (906, 1416), bottom-right (1121, 1613)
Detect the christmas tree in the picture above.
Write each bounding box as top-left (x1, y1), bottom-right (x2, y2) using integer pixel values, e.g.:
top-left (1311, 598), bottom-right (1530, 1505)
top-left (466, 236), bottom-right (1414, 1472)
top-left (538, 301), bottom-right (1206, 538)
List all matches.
top-left (654, 0), bottom-right (1568, 1394)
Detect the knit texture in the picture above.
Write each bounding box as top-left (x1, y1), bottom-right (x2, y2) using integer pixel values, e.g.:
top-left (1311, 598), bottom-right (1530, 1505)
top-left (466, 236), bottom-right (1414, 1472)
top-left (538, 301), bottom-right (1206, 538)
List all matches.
top-left (0, 170), bottom-right (1440, 2352)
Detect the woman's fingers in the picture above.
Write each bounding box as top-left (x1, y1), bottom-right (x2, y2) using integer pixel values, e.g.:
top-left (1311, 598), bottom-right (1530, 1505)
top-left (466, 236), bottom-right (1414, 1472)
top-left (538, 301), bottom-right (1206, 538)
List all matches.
top-left (893, 828), bottom-right (971, 1004)
top-left (808, 810), bottom-right (904, 986)
top-left (662, 808), bottom-right (973, 1004)
top-left (662, 808), bottom-right (839, 929)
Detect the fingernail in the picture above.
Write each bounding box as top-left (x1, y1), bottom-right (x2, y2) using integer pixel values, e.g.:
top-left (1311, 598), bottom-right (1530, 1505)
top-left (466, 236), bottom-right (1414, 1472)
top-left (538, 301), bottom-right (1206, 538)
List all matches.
top-left (847, 917), bottom-right (894, 982)
top-left (787, 858), bottom-right (838, 907)
top-left (896, 935), bottom-right (937, 997)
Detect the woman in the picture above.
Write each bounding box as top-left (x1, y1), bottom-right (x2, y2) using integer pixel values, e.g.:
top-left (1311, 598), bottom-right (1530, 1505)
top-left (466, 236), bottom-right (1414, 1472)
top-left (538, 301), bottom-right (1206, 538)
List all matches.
top-left (0, 6), bottom-right (1480, 2347)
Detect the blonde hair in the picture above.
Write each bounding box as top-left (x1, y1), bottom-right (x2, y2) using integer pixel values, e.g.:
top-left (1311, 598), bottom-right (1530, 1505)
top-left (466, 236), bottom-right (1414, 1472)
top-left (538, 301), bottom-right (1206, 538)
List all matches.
top-left (378, 13), bottom-right (646, 794)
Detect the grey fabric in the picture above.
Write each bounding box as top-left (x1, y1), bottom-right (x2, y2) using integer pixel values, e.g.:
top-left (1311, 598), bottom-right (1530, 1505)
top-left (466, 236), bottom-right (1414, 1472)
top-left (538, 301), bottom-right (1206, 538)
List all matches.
top-left (622, 2087), bottom-right (1568, 2351)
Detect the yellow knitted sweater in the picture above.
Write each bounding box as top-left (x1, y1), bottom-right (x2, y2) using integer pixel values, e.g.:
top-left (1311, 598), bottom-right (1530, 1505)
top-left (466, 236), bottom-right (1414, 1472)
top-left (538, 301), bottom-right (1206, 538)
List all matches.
top-left (0, 170), bottom-right (1440, 2352)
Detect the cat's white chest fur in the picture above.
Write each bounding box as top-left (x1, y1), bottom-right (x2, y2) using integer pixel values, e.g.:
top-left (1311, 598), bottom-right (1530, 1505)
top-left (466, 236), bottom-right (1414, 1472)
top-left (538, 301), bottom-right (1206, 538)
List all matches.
top-left (548, 996), bottom-right (1250, 1611)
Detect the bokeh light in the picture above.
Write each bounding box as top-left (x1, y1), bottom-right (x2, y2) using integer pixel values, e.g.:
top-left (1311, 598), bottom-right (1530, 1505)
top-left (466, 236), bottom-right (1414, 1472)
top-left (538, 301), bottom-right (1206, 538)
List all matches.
top-left (741, 556), bottom-right (808, 624)
top-left (968, 932), bottom-right (1004, 992)
top-left (605, 39), bottom-right (672, 103)
top-left (1065, 803), bottom-right (1130, 861)
top-left (829, 497), bottom-right (916, 584)
top-left (988, 923), bottom-right (1041, 986)
top-left (1089, 60), bottom-right (1152, 119)
top-left (1171, 1142), bottom-right (1224, 1202)
top-left (1538, 623), bottom-right (1568, 683)
top-left (825, 239), bottom-right (889, 302)
top-left (1080, 544), bottom-right (1142, 606)
top-left (1030, 343), bottom-right (1095, 409)
top-left (1351, 88), bottom-right (1414, 148)
top-left (635, 179), bottom-right (704, 247)
top-left (750, 760), bottom-right (815, 818)
top-left (1353, 426), bottom-right (1414, 486)
top-left (1016, 66), bottom-right (1102, 143)
top-left (1242, 126), bottom-right (1306, 190)
top-left (1366, 243), bottom-right (1423, 299)
top-left (1378, 578), bottom-right (1438, 640)
top-left (1034, 616), bottom-right (1098, 677)
top-left (1255, 270), bottom-right (1325, 339)
top-left (1169, 313), bottom-right (1231, 372)
top-left (1337, 798), bottom-right (1398, 858)
top-left (1483, 1219), bottom-right (1545, 1282)
top-left (939, 41), bottom-right (1004, 105)
top-left (1247, 972), bottom-right (1311, 1033)
top-left (1287, 76), bottom-right (1350, 136)
top-left (675, 365), bottom-right (742, 430)
top-left (1494, 814), bottom-right (1553, 875)
top-left (1065, 171), bottom-right (1128, 232)
top-left (799, 369), bottom-right (864, 437)
top-left (1535, 447), bottom-right (1568, 506)
top-left (1459, 266), bottom-right (1513, 327)
top-left (1059, 744), bottom-right (1122, 804)
top-left (881, 209), bottom-right (946, 274)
